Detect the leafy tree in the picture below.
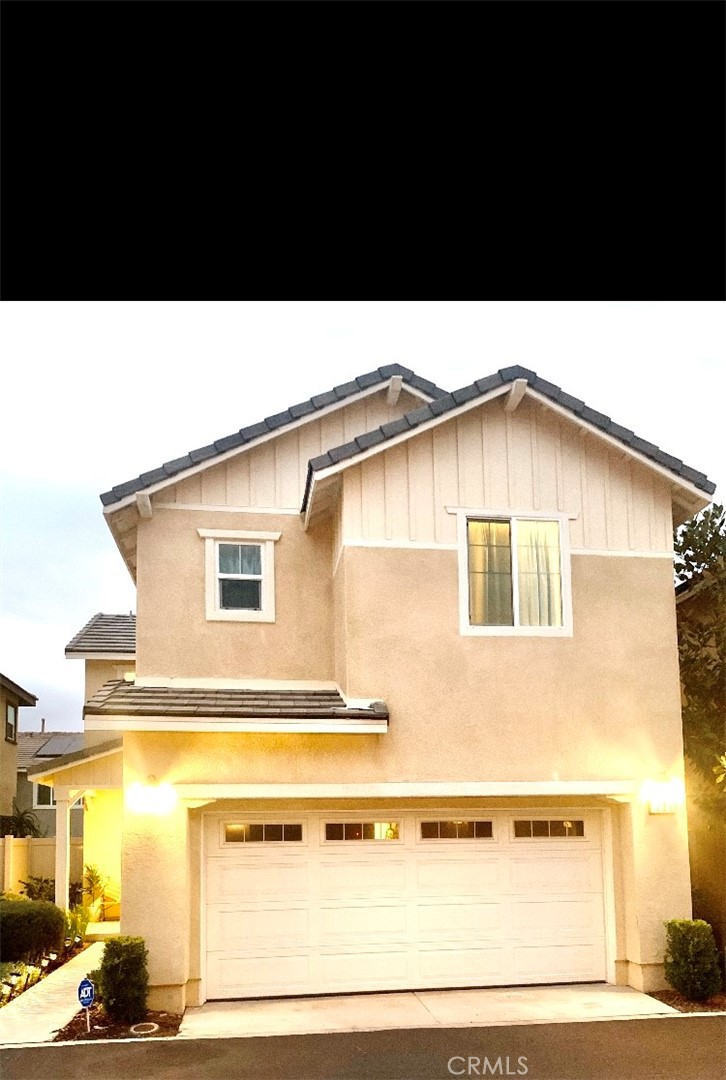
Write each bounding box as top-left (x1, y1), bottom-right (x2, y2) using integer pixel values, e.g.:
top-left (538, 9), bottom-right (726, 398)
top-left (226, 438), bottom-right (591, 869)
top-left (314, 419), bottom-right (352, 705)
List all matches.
top-left (674, 503), bottom-right (726, 810)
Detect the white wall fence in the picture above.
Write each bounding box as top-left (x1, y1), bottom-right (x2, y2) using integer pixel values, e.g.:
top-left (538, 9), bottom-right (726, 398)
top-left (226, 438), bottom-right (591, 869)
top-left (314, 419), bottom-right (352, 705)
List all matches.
top-left (1, 836), bottom-right (84, 895)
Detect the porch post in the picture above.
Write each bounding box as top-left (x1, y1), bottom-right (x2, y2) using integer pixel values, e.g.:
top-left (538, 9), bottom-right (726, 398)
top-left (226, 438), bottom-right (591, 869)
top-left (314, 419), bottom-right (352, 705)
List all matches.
top-left (54, 789), bottom-right (71, 910)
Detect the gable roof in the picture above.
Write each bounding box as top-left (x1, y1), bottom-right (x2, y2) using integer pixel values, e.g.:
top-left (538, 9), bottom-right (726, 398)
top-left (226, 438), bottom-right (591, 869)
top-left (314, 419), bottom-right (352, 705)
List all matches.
top-left (99, 365), bottom-right (447, 509)
top-left (65, 613), bottom-right (136, 657)
top-left (17, 731), bottom-right (84, 771)
top-left (1, 674), bottom-right (37, 707)
top-left (302, 365), bottom-right (716, 512)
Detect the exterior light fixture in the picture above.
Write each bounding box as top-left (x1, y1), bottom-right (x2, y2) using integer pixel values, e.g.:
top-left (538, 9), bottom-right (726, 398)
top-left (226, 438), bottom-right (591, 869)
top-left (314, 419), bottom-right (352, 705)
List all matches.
top-left (126, 775), bottom-right (178, 815)
top-left (640, 777), bottom-right (685, 814)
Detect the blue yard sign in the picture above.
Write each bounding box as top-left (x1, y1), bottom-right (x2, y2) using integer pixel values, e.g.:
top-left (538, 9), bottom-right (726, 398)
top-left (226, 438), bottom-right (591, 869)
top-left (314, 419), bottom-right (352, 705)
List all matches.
top-left (78, 978), bottom-right (95, 1008)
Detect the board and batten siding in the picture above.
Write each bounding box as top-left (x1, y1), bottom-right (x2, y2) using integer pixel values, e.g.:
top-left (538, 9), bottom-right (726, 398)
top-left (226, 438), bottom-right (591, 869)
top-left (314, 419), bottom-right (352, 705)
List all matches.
top-left (154, 389), bottom-right (423, 512)
top-left (339, 398), bottom-right (674, 554)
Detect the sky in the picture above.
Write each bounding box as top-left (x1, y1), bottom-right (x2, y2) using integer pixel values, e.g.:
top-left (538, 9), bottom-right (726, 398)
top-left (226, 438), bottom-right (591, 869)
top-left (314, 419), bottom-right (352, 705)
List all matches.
top-left (1, 301), bottom-right (724, 732)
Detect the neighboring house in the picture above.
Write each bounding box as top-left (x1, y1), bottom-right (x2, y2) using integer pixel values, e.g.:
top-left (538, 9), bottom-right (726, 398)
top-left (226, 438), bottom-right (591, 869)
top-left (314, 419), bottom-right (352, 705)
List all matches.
top-left (675, 571), bottom-right (726, 954)
top-left (0, 674), bottom-right (37, 818)
top-left (16, 729), bottom-right (84, 838)
top-left (30, 363), bottom-right (717, 1014)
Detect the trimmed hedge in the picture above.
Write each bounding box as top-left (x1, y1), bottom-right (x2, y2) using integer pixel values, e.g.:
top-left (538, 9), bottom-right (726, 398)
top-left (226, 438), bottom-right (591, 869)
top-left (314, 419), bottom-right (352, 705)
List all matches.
top-left (0, 899), bottom-right (64, 962)
top-left (664, 919), bottom-right (723, 1001)
top-left (93, 937), bottom-right (148, 1023)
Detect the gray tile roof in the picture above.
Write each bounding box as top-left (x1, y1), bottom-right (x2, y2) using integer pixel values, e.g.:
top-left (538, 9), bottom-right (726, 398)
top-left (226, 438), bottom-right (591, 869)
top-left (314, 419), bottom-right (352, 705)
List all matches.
top-left (17, 732), bottom-right (84, 771)
top-left (302, 365), bottom-right (716, 508)
top-left (65, 613), bottom-right (136, 655)
top-left (85, 681), bottom-right (388, 723)
top-left (100, 365), bottom-right (448, 508)
top-left (27, 738), bottom-right (122, 780)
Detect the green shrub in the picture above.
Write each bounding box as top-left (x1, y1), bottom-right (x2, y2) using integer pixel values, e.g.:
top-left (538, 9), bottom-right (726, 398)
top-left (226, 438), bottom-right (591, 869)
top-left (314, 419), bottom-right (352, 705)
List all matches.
top-left (0, 899), bottom-right (64, 962)
top-left (64, 905), bottom-right (90, 943)
top-left (664, 919), bottom-right (723, 1001)
top-left (97, 937), bottom-right (148, 1023)
top-left (19, 877), bottom-right (83, 906)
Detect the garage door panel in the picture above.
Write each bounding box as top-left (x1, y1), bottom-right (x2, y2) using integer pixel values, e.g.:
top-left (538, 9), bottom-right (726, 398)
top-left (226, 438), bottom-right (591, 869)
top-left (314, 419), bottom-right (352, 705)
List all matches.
top-left (416, 857), bottom-right (502, 895)
top-left (207, 859), bottom-right (310, 903)
top-left (319, 902), bottom-right (408, 940)
top-left (207, 905), bottom-right (310, 951)
top-left (513, 943), bottom-right (606, 981)
top-left (210, 952), bottom-right (311, 996)
top-left (418, 944), bottom-right (506, 981)
top-left (318, 948), bottom-right (409, 987)
top-left (510, 897), bottom-right (602, 936)
top-left (318, 858), bottom-right (407, 898)
top-left (508, 855), bottom-right (600, 892)
top-left (416, 900), bottom-right (502, 937)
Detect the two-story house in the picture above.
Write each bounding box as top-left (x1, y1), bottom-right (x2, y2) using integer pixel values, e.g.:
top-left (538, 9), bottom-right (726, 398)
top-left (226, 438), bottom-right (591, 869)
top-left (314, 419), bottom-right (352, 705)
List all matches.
top-left (30, 364), bottom-right (716, 1014)
top-left (1, 673), bottom-right (37, 819)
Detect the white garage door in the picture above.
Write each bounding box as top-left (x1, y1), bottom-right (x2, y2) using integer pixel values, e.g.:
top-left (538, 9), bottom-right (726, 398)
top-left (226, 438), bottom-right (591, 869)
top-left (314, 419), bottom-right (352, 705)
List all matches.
top-left (204, 809), bottom-right (607, 999)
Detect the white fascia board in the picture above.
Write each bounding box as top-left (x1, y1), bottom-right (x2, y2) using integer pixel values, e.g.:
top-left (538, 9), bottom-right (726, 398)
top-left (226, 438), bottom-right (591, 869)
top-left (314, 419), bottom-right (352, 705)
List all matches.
top-left (174, 780), bottom-right (637, 799)
top-left (102, 379), bottom-right (436, 518)
top-left (65, 651), bottom-right (136, 661)
top-left (84, 716), bottom-right (388, 733)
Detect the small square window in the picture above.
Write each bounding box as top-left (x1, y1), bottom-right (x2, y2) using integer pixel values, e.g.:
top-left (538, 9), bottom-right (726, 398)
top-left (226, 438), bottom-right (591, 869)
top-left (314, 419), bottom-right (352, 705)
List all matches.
top-left (514, 820), bottom-right (532, 838)
top-left (475, 821), bottom-right (493, 838)
top-left (439, 820), bottom-right (458, 839)
top-left (283, 823), bottom-right (302, 842)
top-left (326, 823), bottom-right (344, 841)
top-left (200, 529), bottom-right (280, 623)
top-left (264, 823), bottom-right (283, 842)
top-left (532, 820), bottom-right (549, 837)
top-left (421, 821), bottom-right (439, 839)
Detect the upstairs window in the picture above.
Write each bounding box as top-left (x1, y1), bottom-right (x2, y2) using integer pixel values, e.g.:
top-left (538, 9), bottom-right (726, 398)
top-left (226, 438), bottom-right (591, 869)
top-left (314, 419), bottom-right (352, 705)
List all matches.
top-left (34, 783), bottom-right (56, 808)
top-left (457, 511), bottom-right (572, 636)
top-left (5, 704), bottom-right (17, 743)
top-left (199, 529), bottom-right (280, 623)
top-left (218, 543), bottom-right (263, 611)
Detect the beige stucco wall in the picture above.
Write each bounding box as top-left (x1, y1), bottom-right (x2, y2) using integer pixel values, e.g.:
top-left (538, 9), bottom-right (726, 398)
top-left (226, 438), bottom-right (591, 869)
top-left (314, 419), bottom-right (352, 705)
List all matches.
top-left (84, 659), bottom-right (136, 701)
top-left (0, 687), bottom-right (21, 816)
top-left (135, 510), bottom-right (334, 681)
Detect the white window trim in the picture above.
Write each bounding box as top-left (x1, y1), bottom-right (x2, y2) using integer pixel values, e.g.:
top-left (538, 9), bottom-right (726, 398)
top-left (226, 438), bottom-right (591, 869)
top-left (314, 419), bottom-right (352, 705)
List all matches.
top-left (199, 529), bottom-right (281, 623)
top-left (33, 781), bottom-right (56, 808)
top-left (454, 508), bottom-right (573, 637)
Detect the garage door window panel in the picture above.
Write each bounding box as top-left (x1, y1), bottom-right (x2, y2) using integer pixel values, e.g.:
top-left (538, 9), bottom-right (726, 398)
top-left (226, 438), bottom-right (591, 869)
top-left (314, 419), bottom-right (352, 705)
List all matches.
top-left (224, 822), bottom-right (303, 843)
top-left (324, 822), bottom-right (400, 842)
top-left (420, 820), bottom-right (494, 840)
top-left (513, 819), bottom-right (585, 839)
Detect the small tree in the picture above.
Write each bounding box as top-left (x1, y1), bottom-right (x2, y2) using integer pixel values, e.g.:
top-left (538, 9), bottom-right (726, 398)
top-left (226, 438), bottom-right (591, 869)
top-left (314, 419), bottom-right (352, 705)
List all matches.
top-left (674, 503), bottom-right (726, 808)
top-left (664, 919), bottom-right (723, 1001)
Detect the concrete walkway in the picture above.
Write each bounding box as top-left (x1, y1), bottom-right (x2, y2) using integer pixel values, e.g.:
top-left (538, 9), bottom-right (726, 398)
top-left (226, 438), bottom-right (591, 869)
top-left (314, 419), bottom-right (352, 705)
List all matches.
top-left (0, 940), bottom-right (105, 1046)
top-left (179, 983), bottom-right (679, 1040)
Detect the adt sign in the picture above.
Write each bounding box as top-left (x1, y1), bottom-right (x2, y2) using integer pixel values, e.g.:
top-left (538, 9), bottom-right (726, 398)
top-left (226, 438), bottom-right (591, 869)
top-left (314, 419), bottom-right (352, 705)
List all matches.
top-left (78, 978), bottom-right (95, 1008)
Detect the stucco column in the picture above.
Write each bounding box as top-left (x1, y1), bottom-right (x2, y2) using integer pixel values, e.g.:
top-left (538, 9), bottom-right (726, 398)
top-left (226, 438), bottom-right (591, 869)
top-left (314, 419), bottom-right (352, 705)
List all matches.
top-left (54, 790), bottom-right (71, 910)
top-left (619, 798), bottom-right (692, 992)
top-left (122, 798), bottom-right (191, 1013)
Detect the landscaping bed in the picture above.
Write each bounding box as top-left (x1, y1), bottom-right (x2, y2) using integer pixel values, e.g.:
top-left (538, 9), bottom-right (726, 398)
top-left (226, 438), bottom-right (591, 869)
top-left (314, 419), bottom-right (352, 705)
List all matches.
top-left (53, 1003), bottom-right (182, 1040)
top-left (648, 989), bottom-right (726, 1014)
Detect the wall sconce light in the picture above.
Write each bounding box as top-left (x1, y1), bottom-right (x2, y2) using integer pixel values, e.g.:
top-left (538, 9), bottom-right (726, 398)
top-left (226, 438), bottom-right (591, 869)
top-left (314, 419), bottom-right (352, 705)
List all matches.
top-left (126, 776), bottom-right (177, 815)
top-left (640, 777), bottom-right (685, 814)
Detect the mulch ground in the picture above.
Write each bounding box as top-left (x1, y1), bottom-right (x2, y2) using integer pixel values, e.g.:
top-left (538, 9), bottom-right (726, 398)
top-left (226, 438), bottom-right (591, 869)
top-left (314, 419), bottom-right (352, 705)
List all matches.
top-left (53, 1003), bottom-right (183, 1041)
top-left (648, 989), bottom-right (726, 1013)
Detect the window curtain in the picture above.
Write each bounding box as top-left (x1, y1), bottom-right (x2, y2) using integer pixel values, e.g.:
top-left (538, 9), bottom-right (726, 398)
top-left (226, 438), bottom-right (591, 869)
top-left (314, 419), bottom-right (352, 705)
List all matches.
top-left (468, 521), bottom-right (514, 625)
top-left (517, 521), bottom-right (562, 626)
